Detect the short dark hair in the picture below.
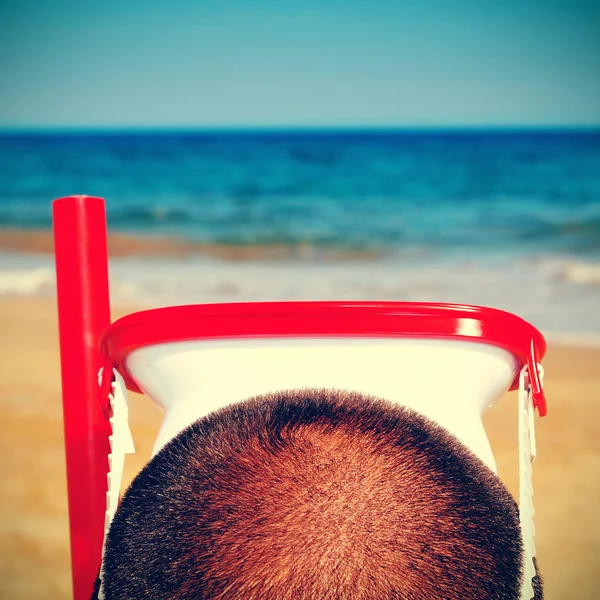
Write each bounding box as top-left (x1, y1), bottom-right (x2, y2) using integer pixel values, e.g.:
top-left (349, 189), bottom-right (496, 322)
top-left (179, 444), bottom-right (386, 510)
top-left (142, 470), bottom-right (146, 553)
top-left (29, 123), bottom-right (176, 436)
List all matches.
top-left (97, 389), bottom-right (543, 599)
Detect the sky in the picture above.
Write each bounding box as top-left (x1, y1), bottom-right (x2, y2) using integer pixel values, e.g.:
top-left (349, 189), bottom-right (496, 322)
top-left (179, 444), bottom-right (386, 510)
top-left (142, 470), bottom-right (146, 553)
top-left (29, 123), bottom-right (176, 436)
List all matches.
top-left (0, 0), bottom-right (598, 129)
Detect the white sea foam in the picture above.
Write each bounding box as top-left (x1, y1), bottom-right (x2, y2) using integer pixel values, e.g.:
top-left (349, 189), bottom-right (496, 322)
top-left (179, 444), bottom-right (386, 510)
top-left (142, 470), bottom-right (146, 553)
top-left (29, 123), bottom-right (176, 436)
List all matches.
top-left (0, 267), bottom-right (55, 294)
top-left (561, 260), bottom-right (600, 285)
top-left (545, 332), bottom-right (600, 347)
top-left (2, 252), bottom-right (599, 338)
top-left (104, 253), bottom-right (600, 337)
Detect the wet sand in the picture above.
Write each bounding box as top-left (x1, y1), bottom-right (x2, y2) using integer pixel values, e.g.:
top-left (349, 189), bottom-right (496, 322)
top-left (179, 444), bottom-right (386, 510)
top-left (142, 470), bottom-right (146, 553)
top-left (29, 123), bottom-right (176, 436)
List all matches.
top-left (0, 229), bottom-right (384, 261)
top-left (0, 296), bottom-right (598, 599)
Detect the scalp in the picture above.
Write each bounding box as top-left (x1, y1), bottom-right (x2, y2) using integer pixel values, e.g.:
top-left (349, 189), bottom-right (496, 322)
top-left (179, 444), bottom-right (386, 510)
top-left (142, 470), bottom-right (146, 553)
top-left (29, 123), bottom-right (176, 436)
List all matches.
top-left (100, 389), bottom-right (528, 599)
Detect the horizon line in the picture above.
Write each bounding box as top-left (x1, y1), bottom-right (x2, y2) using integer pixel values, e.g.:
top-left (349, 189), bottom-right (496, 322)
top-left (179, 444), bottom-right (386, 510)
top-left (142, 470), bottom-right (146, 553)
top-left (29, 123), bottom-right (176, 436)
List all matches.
top-left (1, 124), bottom-right (599, 135)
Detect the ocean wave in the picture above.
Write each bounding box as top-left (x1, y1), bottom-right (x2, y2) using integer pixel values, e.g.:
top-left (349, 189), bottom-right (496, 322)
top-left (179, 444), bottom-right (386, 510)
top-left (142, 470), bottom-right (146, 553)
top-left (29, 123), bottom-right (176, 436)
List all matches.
top-left (515, 216), bottom-right (600, 247)
top-left (110, 204), bottom-right (199, 225)
top-left (561, 260), bottom-right (600, 285)
top-left (0, 267), bottom-right (55, 294)
top-left (2, 200), bottom-right (600, 256)
top-left (545, 332), bottom-right (600, 347)
top-left (0, 207), bottom-right (53, 228)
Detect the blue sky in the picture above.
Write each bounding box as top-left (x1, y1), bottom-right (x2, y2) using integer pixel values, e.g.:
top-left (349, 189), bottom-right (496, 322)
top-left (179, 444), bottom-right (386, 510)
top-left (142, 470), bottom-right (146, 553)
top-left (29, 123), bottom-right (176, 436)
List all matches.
top-left (0, 0), bottom-right (598, 128)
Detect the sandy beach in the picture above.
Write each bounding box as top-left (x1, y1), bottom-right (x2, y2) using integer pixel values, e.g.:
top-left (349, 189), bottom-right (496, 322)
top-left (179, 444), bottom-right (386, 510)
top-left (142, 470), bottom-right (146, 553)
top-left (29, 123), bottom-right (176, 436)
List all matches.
top-left (0, 296), bottom-right (599, 599)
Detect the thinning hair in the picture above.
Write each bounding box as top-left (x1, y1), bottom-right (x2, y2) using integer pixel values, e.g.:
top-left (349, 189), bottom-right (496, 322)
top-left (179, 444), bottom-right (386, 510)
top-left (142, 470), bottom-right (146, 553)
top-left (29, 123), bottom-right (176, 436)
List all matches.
top-left (97, 389), bottom-right (543, 599)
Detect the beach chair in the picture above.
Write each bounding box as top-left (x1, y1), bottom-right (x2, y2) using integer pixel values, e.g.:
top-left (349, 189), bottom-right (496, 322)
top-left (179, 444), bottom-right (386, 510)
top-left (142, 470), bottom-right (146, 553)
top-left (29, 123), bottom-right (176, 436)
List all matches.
top-left (53, 195), bottom-right (547, 600)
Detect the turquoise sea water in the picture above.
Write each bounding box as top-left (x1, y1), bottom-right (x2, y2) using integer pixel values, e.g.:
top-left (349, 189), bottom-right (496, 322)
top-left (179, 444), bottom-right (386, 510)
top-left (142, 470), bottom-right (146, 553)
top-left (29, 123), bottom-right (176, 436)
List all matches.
top-left (0, 129), bottom-right (599, 336)
top-left (1, 130), bottom-right (600, 255)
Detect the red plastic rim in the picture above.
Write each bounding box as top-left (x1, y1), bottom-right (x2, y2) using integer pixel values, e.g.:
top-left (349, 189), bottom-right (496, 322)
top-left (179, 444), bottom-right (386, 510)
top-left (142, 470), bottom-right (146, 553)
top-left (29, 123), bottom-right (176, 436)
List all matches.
top-left (100, 302), bottom-right (547, 415)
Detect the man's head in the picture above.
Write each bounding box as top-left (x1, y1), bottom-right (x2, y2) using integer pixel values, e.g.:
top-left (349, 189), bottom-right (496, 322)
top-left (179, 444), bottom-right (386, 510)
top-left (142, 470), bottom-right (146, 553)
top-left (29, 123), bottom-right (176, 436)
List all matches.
top-left (97, 389), bottom-right (542, 599)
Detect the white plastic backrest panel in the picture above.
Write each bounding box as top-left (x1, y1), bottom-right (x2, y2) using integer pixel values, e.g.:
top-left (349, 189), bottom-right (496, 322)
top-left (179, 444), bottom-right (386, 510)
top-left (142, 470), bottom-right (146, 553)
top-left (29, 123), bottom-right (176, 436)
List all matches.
top-left (126, 337), bottom-right (518, 472)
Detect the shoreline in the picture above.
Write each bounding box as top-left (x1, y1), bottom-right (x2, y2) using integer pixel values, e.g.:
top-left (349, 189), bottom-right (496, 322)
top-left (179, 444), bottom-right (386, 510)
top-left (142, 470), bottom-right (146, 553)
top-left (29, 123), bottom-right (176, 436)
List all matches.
top-left (0, 228), bottom-right (386, 262)
top-left (1, 228), bottom-right (599, 342)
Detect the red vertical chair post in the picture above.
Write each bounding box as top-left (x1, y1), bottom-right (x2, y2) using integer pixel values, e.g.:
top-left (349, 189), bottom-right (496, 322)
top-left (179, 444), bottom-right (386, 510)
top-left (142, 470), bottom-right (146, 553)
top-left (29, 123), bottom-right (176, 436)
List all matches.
top-left (53, 196), bottom-right (112, 600)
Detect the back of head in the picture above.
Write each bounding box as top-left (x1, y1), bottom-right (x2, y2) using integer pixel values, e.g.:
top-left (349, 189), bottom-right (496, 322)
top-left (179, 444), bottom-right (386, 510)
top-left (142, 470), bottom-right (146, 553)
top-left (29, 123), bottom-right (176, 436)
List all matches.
top-left (98, 389), bottom-right (540, 599)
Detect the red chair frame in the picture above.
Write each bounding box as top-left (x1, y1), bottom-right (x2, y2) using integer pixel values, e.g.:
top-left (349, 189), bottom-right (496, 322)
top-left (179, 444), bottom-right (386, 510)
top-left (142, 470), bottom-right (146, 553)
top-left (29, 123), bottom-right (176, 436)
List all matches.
top-left (53, 195), bottom-right (547, 600)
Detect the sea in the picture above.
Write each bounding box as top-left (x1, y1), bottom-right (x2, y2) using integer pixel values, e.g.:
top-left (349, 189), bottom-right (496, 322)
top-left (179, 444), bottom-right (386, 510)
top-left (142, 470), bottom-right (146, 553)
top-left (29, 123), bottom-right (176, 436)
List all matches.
top-left (1, 129), bottom-right (599, 341)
